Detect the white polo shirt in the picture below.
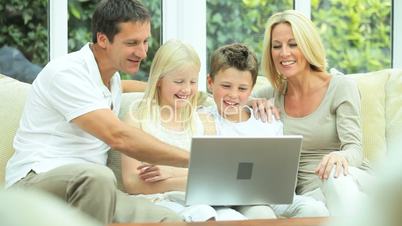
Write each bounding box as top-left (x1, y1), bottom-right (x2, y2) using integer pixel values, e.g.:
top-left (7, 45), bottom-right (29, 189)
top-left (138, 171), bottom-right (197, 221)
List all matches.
top-left (5, 43), bottom-right (121, 187)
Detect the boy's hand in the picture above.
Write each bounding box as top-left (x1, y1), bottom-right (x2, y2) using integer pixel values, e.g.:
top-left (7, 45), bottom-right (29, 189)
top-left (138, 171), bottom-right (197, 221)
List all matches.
top-left (250, 98), bottom-right (280, 122)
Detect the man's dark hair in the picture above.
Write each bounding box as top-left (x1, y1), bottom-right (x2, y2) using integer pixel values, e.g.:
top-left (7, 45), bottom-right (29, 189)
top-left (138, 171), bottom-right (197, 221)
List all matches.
top-left (91, 0), bottom-right (151, 43)
top-left (209, 43), bottom-right (258, 86)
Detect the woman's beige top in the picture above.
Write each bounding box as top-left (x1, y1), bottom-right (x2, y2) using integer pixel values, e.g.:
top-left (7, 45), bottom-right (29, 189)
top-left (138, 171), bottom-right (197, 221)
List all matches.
top-left (254, 74), bottom-right (364, 194)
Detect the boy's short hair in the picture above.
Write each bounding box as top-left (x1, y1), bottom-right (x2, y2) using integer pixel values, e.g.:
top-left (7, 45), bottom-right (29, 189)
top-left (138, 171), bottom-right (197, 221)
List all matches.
top-left (209, 43), bottom-right (258, 86)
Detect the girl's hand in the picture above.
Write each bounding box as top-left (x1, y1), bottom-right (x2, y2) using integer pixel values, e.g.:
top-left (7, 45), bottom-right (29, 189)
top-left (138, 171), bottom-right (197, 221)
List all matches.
top-left (315, 152), bottom-right (349, 180)
top-left (137, 163), bottom-right (173, 183)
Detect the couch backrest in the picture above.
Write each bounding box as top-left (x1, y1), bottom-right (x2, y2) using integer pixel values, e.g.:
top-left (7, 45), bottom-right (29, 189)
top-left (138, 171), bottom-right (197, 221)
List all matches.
top-left (349, 70), bottom-right (389, 163)
top-left (107, 92), bottom-right (144, 191)
top-left (384, 69), bottom-right (402, 156)
top-left (0, 74), bottom-right (31, 185)
top-left (1, 70), bottom-right (401, 187)
top-left (350, 69), bottom-right (402, 164)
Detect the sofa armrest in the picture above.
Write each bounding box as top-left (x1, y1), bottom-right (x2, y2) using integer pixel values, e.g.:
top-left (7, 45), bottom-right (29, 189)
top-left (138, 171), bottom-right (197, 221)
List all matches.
top-left (0, 74), bottom-right (31, 185)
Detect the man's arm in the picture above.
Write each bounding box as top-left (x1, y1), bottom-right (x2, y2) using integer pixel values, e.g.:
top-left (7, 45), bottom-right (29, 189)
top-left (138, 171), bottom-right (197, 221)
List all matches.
top-left (121, 80), bottom-right (147, 93)
top-left (72, 109), bottom-right (188, 167)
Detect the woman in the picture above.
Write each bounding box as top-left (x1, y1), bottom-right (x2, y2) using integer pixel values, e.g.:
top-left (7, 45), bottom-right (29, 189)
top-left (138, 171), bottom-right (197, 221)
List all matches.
top-left (254, 10), bottom-right (369, 215)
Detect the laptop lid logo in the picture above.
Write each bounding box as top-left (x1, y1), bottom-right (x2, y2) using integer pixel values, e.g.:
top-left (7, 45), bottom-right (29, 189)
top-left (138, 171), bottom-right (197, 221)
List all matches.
top-left (237, 162), bottom-right (253, 180)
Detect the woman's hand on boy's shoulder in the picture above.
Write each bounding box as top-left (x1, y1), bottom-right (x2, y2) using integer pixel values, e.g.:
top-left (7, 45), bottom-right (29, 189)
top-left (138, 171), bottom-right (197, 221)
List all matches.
top-left (249, 97), bottom-right (280, 122)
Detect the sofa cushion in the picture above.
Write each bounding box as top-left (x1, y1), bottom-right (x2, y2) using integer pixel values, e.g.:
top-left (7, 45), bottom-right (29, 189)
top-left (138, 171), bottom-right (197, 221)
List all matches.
top-left (107, 92), bottom-right (144, 191)
top-left (385, 69), bottom-right (402, 155)
top-left (0, 74), bottom-right (31, 185)
top-left (350, 70), bottom-right (389, 163)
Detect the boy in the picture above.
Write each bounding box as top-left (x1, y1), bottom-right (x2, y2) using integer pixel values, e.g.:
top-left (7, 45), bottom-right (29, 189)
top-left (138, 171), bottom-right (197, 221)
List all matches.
top-left (205, 43), bottom-right (329, 218)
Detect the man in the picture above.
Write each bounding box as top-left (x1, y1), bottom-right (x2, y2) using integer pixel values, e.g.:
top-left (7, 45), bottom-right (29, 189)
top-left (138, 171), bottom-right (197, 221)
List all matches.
top-left (5, 0), bottom-right (187, 224)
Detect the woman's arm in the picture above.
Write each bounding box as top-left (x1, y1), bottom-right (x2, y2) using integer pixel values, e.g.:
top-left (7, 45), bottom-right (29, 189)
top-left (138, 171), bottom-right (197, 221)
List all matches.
top-left (335, 78), bottom-right (363, 166)
top-left (315, 77), bottom-right (363, 179)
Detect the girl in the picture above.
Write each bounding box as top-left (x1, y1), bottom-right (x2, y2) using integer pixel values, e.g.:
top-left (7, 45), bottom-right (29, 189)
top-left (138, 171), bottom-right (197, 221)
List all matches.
top-left (121, 39), bottom-right (245, 221)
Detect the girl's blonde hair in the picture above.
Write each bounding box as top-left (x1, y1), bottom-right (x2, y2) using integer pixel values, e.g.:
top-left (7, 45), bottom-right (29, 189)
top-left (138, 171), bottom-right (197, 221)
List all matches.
top-left (133, 39), bottom-right (201, 133)
top-left (261, 10), bottom-right (327, 93)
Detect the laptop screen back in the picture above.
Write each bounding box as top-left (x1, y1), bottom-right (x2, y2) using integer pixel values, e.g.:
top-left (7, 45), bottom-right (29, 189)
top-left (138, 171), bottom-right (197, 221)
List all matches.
top-left (185, 135), bottom-right (302, 206)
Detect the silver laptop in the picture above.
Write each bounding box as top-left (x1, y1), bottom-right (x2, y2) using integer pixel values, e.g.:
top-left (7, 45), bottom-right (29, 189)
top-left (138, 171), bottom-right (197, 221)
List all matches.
top-left (185, 135), bottom-right (302, 206)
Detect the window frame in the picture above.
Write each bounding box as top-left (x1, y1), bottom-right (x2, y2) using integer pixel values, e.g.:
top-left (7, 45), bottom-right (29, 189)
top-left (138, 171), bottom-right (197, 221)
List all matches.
top-left (49, 0), bottom-right (401, 79)
top-left (161, 0), bottom-right (207, 91)
top-left (393, 0), bottom-right (402, 68)
top-left (48, 0), bottom-right (68, 61)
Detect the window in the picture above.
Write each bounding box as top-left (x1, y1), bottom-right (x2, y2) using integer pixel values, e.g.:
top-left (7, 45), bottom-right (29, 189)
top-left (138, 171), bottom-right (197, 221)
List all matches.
top-left (0, 0), bottom-right (48, 83)
top-left (311, 0), bottom-right (392, 74)
top-left (68, 0), bottom-right (96, 53)
top-left (68, 0), bottom-right (162, 81)
top-left (1, 0), bottom-right (399, 85)
top-left (205, 0), bottom-right (395, 75)
top-left (206, 0), bottom-right (293, 73)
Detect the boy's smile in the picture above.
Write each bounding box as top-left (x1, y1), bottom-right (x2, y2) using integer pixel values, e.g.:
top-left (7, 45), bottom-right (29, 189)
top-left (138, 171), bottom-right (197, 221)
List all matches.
top-left (208, 67), bottom-right (254, 122)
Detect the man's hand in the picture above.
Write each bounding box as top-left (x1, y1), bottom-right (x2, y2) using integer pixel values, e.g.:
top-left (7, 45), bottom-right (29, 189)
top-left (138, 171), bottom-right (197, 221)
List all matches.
top-left (249, 98), bottom-right (280, 122)
top-left (137, 163), bottom-right (173, 183)
top-left (315, 152), bottom-right (349, 180)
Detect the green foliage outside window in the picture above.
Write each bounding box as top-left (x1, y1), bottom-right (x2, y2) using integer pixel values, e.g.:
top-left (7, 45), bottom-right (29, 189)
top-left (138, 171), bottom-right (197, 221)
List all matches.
top-left (207, 0), bottom-right (292, 72)
top-left (0, 0), bottom-right (392, 80)
top-left (207, 0), bottom-right (391, 74)
top-left (0, 0), bottom-right (161, 81)
top-left (312, 0), bottom-right (391, 74)
top-left (68, 0), bottom-right (162, 81)
top-left (0, 0), bottom-right (48, 65)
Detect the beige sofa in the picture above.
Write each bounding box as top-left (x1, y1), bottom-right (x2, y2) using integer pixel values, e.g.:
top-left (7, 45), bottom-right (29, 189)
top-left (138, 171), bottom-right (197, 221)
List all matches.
top-left (1, 69), bottom-right (402, 188)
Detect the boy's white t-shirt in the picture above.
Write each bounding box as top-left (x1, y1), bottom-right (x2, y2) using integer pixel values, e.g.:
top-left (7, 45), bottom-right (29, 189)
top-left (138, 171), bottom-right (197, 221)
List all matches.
top-left (207, 106), bottom-right (283, 136)
top-left (5, 43), bottom-right (121, 187)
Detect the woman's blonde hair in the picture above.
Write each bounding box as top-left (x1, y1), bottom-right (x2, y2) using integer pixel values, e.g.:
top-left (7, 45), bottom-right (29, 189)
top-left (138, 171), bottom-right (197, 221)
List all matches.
top-left (261, 10), bottom-right (327, 93)
top-left (133, 39), bottom-right (201, 133)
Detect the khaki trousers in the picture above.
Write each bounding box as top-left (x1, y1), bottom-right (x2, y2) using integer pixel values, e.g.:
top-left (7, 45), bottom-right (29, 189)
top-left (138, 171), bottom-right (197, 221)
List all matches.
top-left (13, 163), bottom-right (182, 224)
